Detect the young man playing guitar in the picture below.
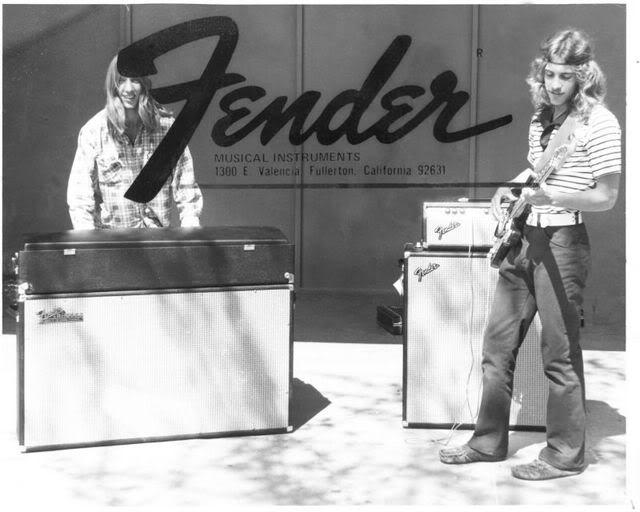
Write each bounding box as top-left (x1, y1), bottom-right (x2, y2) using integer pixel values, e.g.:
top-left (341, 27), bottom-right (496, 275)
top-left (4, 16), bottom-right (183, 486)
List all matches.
top-left (439, 28), bottom-right (621, 480)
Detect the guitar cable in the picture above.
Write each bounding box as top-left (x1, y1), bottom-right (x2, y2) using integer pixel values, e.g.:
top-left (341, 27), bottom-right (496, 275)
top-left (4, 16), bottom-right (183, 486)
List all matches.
top-left (435, 210), bottom-right (496, 446)
top-left (439, 218), bottom-right (481, 446)
top-left (464, 238), bottom-right (476, 422)
top-left (462, 216), bottom-right (493, 427)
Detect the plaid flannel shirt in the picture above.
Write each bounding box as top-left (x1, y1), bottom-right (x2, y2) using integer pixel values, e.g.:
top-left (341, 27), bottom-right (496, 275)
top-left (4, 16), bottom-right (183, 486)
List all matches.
top-left (67, 110), bottom-right (203, 229)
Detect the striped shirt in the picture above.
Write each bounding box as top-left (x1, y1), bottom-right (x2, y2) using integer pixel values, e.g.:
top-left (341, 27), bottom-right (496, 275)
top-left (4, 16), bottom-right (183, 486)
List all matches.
top-left (67, 109), bottom-right (203, 229)
top-left (526, 104), bottom-right (621, 215)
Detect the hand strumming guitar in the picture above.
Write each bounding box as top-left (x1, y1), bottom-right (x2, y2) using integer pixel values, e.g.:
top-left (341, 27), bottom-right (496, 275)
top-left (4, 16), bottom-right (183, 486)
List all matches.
top-left (490, 168), bottom-right (535, 220)
top-left (491, 187), bottom-right (517, 220)
top-left (521, 184), bottom-right (554, 207)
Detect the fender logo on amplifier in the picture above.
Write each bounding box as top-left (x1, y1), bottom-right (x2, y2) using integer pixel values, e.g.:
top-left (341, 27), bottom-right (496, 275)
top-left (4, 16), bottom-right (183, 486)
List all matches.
top-left (37, 307), bottom-right (84, 324)
top-left (414, 263), bottom-right (440, 282)
top-left (434, 221), bottom-right (461, 240)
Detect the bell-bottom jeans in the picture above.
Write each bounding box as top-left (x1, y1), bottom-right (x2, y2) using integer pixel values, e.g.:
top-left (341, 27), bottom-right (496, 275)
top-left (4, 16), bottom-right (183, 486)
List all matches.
top-left (468, 223), bottom-right (590, 471)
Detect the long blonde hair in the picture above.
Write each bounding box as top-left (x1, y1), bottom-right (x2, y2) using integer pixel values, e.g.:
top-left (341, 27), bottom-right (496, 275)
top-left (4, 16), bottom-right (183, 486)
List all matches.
top-left (104, 55), bottom-right (170, 135)
top-left (526, 28), bottom-right (607, 120)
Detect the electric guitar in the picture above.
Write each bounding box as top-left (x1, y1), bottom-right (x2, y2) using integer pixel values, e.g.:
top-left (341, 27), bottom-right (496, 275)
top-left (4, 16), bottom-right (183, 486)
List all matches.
top-left (488, 143), bottom-right (571, 268)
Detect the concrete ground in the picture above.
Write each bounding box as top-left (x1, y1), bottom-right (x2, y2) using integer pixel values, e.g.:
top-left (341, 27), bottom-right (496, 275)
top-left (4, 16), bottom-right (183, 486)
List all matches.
top-left (0, 290), bottom-right (633, 507)
top-left (0, 340), bottom-right (631, 507)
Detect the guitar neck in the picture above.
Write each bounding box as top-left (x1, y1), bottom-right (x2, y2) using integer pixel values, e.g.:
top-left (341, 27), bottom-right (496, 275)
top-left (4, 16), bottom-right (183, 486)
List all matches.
top-left (509, 196), bottom-right (530, 219)
top-left (533, 145), bottom-right (569, 185)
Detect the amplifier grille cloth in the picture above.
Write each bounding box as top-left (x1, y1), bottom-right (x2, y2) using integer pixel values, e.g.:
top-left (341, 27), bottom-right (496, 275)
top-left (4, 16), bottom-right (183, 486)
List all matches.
top-left (22, 288), bottom-right (290, 448)
top-left (405, 253), bottom-right (547, 427)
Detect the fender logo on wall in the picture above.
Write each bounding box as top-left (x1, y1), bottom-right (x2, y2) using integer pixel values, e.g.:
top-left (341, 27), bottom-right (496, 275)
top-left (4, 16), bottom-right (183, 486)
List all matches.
top-left (117, 16), bottom-right (513, 202)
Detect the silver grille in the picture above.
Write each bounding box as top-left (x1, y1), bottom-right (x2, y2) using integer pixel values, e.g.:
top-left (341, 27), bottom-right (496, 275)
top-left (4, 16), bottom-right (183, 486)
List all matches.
top-left (21, 286), bottom-right (291, 449)
top-left (405, 252), bottom-right (547, 428)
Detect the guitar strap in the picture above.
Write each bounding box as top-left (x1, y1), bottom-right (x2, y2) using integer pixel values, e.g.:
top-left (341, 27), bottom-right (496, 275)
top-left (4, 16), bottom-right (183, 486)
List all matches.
top-left (532, 112), bottom-right (582, 178)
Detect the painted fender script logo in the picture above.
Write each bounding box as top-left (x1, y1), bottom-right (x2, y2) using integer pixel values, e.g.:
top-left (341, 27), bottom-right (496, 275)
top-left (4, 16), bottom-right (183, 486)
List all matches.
top-left (37, 307), bottom-right (84, 324)
top-left (116, 16), bottom-right (513, 203)
top-left (414, 263), bottom-right (440, 282)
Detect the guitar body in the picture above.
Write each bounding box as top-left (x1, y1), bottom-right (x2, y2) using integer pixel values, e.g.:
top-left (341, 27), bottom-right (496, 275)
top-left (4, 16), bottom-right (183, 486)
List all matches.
top-left (487, 116), bottom-right (580, 269)
top-left (488, 203), bottom-right (530, 268)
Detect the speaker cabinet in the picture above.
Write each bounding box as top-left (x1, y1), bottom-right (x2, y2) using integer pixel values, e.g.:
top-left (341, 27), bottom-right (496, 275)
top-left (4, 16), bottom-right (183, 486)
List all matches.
top-left (403, 250), bottom-right (548, 430)
top-left (18, 285), bottom-right (292, 451)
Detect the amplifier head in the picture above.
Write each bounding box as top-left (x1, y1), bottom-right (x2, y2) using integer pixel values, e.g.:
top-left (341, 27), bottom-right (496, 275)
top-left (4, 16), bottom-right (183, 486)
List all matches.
top-left (422, 201), bottom-right (501, 249)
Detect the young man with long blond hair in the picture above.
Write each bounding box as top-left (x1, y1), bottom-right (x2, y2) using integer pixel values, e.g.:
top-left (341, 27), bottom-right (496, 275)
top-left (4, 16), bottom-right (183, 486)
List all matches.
top-left (439, 28), bottom-right (621, 480)
top-left (67, 55), bottom-right (202, 229)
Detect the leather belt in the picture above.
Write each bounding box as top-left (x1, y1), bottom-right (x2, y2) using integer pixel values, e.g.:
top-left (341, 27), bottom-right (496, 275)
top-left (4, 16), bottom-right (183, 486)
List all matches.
top-left (526, 211), bottom-right (583, 227)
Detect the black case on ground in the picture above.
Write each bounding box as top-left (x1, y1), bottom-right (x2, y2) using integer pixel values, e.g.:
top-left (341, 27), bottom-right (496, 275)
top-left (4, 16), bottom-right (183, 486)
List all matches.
top-left (377, 305), bottom-right (404, 335)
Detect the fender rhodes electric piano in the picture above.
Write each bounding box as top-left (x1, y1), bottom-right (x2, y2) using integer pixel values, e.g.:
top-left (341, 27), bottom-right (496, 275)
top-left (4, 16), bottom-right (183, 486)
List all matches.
top-left (15, 226), bottom-right (294, 451)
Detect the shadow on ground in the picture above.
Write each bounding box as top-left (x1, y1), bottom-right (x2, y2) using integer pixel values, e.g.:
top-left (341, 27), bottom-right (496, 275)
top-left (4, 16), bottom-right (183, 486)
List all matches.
top-left (507, 399), bottom-right (626, 460)
top-left (290, 377), bottom-right (332, 431)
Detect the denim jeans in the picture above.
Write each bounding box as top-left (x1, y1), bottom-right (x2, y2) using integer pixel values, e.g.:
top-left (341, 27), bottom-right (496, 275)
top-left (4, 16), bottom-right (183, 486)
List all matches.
top-left (468, 223), bottom-right (591, 471)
